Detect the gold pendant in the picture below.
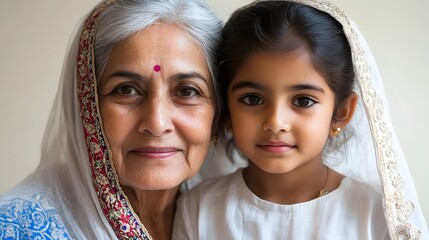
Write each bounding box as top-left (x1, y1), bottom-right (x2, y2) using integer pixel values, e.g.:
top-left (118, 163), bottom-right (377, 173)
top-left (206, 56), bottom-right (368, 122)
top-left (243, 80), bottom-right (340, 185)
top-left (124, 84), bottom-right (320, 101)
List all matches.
top-left (319, 188), bottom-right (329, 197)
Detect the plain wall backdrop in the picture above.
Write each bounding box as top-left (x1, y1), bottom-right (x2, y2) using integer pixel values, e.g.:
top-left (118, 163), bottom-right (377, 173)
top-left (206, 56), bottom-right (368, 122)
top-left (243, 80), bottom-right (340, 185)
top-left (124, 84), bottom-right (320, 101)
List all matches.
top-left (1, 0), bottom-right (428, 226)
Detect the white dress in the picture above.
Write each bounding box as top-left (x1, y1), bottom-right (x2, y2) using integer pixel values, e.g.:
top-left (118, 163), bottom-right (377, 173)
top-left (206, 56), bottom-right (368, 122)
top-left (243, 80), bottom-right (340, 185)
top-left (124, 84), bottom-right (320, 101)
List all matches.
top-left (173, 169), bottom-right (390, 240)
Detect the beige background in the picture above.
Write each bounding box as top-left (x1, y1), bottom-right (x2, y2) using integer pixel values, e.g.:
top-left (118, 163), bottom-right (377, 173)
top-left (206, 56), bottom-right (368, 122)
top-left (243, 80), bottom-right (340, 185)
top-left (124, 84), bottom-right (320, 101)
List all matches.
top-left (1, 0), bottom-right (428, 225)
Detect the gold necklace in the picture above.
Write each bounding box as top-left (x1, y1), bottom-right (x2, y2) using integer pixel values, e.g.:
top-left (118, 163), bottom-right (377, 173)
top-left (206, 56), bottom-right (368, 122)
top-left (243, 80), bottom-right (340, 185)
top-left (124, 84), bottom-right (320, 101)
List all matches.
top-left (318, 166), bottom-right (329, 197)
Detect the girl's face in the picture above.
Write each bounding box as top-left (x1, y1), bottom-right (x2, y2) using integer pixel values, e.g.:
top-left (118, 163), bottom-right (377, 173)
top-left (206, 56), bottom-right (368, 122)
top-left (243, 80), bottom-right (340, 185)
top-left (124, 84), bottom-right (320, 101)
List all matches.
top-left (98, 24), bottom-right (215, 191)
top-left (227, 49), bottom-right (335, 174)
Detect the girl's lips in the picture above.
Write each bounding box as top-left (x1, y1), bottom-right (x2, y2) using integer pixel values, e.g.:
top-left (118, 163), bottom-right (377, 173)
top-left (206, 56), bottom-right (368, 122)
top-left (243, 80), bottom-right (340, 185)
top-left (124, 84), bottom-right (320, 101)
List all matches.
top-left (257, 142), bottom-right (295, 154)
top-left (130, 147), bottom-right (180, 159)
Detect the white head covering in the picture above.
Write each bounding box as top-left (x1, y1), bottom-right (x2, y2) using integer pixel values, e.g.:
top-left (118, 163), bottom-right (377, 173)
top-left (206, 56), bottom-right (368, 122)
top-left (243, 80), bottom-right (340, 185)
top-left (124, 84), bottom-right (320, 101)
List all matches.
top-left (0, 0), bottom-right (222, 239)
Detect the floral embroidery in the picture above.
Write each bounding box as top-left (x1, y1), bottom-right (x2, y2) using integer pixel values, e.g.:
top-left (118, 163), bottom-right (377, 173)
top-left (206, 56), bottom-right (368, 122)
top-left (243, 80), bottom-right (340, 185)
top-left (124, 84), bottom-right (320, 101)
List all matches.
top-left (0, 194), bottom-right (72, 240)
top-left (76, 0), bottom-right (151, 239)
top-left (289, 0), bottom-right (421, 239)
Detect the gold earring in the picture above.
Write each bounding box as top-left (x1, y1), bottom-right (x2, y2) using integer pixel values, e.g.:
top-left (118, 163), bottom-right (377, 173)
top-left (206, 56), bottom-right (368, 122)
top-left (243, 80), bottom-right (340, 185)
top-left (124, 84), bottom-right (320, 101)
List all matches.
top-left (212, 136), bottom-right (218, 145)
top-left (333, 127), bottom-right (342, 136)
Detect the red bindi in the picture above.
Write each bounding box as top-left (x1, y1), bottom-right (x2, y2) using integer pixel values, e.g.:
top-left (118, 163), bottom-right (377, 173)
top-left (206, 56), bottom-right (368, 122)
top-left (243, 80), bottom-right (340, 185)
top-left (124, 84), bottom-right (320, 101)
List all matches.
top-left (153, 65), bottom-right (161, 72)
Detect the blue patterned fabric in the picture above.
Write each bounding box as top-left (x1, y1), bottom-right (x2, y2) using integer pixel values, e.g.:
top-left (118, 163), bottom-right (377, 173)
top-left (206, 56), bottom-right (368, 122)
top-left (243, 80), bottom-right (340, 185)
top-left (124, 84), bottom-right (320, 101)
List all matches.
top-left (0, 194), bottom-right (72, 240)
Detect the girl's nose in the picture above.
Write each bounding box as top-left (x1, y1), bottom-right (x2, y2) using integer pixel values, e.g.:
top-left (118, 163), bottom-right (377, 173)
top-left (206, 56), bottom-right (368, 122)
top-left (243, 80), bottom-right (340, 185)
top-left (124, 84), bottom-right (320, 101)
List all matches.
top-left (263, 104), bottom-right (291, 134)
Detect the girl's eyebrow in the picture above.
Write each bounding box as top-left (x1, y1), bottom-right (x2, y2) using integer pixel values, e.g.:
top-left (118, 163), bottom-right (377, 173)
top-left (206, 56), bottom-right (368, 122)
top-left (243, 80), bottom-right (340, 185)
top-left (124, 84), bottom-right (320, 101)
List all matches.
top-left (288, 84), bottom-right (325, 94)
top-left (231, 81), bottom-right (325, 94)
top-left (231, 81), bottom-right (266, 91)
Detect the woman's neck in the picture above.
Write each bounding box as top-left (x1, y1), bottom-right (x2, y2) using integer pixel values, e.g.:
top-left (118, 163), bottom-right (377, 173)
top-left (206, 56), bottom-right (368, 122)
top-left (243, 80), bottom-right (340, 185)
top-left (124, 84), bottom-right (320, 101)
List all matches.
top-left (122, 186), bottom-right (180, 240)
top-left (243, 159), bottom-right (343, 204)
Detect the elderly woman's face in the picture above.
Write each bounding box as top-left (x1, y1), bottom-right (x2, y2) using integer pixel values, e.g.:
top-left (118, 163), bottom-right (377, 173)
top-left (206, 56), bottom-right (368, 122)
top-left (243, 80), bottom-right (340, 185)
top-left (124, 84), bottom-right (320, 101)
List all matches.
top-left (98, 24), bottom-right (215, 191)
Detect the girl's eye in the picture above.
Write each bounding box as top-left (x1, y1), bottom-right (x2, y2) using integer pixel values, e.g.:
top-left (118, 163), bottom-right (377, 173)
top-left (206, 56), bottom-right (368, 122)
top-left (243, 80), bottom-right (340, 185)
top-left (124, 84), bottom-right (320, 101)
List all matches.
top-left (178, 87), bottom-right (199, 97)
top-left (115, 85), bottom-right (139, 96)
top-left (292, 96), bottom-right (316, 108)
top-left (240, 95), bottom-right (264, 105)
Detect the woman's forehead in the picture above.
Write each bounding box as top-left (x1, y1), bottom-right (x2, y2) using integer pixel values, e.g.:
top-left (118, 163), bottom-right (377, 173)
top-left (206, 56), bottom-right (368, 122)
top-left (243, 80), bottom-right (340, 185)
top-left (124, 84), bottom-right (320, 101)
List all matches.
top-left (99, 24), bottom-right (211, 85)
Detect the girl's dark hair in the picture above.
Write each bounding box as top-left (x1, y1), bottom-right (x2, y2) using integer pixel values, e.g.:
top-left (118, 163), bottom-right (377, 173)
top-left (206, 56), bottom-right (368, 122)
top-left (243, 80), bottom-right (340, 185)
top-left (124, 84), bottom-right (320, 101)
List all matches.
top-left (217, 1), bottom-right (355, 139)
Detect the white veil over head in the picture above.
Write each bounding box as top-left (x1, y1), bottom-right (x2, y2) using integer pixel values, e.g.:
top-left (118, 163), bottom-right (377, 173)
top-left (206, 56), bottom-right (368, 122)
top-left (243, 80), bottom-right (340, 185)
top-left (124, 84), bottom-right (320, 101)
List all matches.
top-left (0, 1), bottom-right (123, 238)
top-left (0, 6), bottom-right (118, 240)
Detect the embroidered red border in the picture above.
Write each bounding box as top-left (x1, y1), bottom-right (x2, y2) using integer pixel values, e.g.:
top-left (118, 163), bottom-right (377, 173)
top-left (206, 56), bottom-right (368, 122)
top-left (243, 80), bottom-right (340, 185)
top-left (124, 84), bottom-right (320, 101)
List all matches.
top-left (76, 1), bottom-right (150, 239)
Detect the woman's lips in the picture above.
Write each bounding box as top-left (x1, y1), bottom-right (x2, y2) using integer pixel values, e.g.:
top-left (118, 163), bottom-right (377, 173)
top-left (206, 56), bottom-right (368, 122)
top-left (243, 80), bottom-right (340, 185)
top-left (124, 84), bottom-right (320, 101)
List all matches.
top-left (130, 147), bottom-right (180, 159)
top-left (257, 142), bottom-right (295, 154)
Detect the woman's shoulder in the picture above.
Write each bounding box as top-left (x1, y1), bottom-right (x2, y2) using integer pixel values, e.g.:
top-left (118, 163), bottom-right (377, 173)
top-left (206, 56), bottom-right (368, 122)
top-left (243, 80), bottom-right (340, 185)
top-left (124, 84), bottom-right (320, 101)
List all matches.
top-left (0, 188), bottom-right (73, 239)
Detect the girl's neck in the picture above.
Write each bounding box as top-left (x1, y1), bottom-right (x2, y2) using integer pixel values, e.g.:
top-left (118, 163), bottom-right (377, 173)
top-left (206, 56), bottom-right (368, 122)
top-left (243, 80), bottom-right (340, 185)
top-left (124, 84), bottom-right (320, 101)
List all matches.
top-left (122, 186), bottom-right (180, 240)
top-left (242, 160), bottom-right (343, 205)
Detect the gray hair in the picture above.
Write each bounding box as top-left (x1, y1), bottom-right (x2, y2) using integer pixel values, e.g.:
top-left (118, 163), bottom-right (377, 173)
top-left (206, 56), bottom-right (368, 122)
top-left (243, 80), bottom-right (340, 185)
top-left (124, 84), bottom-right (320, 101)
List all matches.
top-left (94, 0), bottom-right (222, 134)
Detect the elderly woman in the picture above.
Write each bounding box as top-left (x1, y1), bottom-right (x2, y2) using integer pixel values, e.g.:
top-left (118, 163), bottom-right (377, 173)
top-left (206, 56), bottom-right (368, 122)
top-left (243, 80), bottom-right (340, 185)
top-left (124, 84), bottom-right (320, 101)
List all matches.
top-left (0, 0), bottom-right (221, 239)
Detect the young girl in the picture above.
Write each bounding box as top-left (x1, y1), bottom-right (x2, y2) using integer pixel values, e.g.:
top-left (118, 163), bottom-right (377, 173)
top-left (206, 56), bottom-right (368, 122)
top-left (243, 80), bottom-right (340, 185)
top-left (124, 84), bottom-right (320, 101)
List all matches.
top-left (173, 1), bottom-right (428, 239)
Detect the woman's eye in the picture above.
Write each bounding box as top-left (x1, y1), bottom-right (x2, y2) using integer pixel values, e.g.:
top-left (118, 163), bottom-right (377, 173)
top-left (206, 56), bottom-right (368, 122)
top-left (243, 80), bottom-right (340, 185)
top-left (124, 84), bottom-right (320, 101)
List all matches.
top-left (115, 85), bottom-right (139, 96)
top-left (292, 96), bottom-right (316, 108)
top-left (240, 95), bottom-right (263, 105)
top-left (178, 87), bottom-right (199, 97)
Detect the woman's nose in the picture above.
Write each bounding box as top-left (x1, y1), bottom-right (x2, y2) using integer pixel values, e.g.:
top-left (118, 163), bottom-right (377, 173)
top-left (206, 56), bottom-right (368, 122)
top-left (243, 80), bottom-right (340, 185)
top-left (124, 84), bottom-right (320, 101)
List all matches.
top-left (138, 97), bottom-right (174, 137)
top-left (263, 104), bottom-right (291, 134)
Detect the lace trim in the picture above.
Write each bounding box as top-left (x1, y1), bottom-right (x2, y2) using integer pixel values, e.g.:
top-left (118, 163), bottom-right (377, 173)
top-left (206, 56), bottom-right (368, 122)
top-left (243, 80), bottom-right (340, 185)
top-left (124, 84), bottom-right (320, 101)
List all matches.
top-left (0, 194), bottom-right (72, 240)
top-left (77, 0), bottom-right (151, 239)
top-left (288, 0), bottom-right (420, 239)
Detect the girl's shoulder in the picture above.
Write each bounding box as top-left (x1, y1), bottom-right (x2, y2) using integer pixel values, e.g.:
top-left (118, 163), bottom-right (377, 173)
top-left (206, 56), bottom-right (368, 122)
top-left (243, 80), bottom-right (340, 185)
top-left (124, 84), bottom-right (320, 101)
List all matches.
top-left (331, 177), bottom-right (385, 216)
top-left (339, 177), bottom-right (383, 199)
